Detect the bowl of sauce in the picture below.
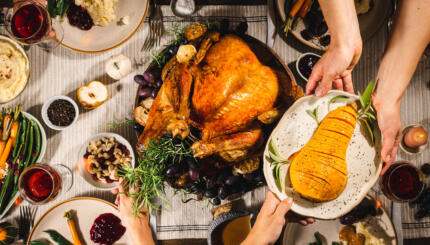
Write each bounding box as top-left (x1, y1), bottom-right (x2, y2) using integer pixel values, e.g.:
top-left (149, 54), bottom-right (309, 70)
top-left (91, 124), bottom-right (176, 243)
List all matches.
top-left (295, 52), bottom-right (321, 82)
top-left (208, 210), bottom-right (252, 245)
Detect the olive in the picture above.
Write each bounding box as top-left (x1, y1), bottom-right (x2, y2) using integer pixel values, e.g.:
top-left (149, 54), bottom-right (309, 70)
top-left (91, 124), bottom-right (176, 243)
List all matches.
top-left (319, 35), bottom-right (331, 46)
top-left (225, 175), bottom-right (240, 186)
top-left (220, 19), bottom-right (230, 33)
top-left (300, 29), bottom-right (313, 41)
top-left (155, 80), bottom-right (163, 88)
top-left (139, 87), bottom-right (153, 98)
top-left (143, 71), bottom-right (155, 83)
top-left (133, 123), bottom-right (144, 132)
top-left (186, 157), bottom-right (198, 169)
top-left (212, 197), bottom-right (221, 206)
top-left (189, 168), bottom-right (200, 181)
top-left (151, 89), bottom-right (158, 98)
top-left (218, 186), bottom-right (229, 200)
top-left (166, 165), bottom-right (179, 177)
top-left (134, 75), bottom-right (147, 86)
top-left (235, 21), bottom-right (248, 35)
top-left (421, 163), bottom-right (430, 175)
top-left (316, 21), bottom-right (328, 36)
top-left (204, 188), bottom-right (217, 198)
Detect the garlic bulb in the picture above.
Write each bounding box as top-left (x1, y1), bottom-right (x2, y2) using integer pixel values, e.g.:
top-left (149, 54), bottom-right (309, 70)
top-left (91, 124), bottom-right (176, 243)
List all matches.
top-left (105, 54), bottom-right (132, 80)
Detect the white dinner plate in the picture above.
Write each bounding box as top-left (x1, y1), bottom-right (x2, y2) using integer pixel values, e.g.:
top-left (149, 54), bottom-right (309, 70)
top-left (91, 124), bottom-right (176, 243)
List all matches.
top-left (283, 196), bottom-right (397, 245)
top-left (28, 197), bottom-right (131, 245)
top-left (275, 0), bottom-right (392, 51)
top-left (263, 90), bottom-right (382, 219)
top-left (59, 0), bottom-right (149, 53)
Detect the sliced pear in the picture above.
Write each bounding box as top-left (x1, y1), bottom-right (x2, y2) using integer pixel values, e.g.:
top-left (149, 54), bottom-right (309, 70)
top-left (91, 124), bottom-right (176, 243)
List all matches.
top-left (77, 81), bottom-right (109, 109)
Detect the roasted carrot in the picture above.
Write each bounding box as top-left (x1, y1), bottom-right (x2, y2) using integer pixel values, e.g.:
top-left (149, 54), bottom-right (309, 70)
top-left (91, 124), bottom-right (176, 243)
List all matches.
top-left (283, 0), bottom-right (306, 33)
top-left (10, 121), bottom-right (19, 146)
top-left (0, 141), bottom-right (5, 160)
top-left (0, 138), bottom-right (12, 170)
top-left (64, 210), bottom-right (83, 245)
top-left (292, 0), bottom-right (314, 30)
top-left (1, 111), bottom-right (12, 142)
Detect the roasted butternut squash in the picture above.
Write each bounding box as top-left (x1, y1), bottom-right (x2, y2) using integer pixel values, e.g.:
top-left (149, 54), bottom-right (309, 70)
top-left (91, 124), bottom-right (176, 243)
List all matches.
top-left (289, 102), bottom-right (358, 201)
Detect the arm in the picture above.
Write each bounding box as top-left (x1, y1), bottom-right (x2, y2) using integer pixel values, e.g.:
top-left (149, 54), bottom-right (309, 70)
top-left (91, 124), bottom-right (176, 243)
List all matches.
top-left (373, 0), bottom-right (430, 173)
top-left (113, 182), bottom-right (155, 245)
top-left (241, 191), bottom-right (314, 245)
top-left (306, 0), bottom-right (362, 96)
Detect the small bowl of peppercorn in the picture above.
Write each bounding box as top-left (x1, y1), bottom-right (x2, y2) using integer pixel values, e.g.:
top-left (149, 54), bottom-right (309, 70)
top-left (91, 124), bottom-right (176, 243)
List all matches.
top-left (295, 52), bottom-right (321, 82)
top-left (42, 95), bottom-right (79, 131)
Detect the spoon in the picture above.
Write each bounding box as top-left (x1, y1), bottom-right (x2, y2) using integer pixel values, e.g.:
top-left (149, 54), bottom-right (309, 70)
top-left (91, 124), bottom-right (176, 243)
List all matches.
top-left (170, 0), bottom-right (196, 17)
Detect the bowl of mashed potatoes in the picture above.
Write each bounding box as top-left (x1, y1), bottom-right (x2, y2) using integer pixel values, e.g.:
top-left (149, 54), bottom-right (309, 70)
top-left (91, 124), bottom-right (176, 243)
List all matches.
top-left (0, 35), bottom-right (30, 103)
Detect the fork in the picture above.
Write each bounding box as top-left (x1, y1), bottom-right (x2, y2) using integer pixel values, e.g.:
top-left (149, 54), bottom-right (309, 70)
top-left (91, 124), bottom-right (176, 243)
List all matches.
top-left (142, 0), bottom-right (163, 51)
top-left (18, 206), bottom-right (37, 243)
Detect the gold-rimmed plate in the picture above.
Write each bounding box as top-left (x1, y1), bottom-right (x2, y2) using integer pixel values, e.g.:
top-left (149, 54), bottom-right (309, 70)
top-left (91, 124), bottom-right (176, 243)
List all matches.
top-left (27, 197), bottom-right (131, 244)
top-left (60, 0), bottom-right (149, 53)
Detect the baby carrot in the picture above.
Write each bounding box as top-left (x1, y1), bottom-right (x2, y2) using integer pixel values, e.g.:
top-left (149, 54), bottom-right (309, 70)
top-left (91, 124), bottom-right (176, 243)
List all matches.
top-left (64, 210), bottom-right (83, 245)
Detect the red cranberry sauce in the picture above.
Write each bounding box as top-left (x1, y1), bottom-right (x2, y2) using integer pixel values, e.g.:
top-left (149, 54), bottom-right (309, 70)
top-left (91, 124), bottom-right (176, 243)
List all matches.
top-left (90, 213), bottom-right (126, 245)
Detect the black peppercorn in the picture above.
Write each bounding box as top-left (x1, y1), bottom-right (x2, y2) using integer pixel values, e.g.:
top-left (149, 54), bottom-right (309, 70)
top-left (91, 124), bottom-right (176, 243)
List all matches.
top-left (47, 99), bottom-right (76, 126)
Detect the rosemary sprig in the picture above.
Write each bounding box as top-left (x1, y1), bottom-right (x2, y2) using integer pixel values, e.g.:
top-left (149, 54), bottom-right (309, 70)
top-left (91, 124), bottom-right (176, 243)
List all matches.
top-left (268, 138), bottom-right (291, 191)
top-left (119, 136), bottom-right (194, 216)
top-left (107, 116), bottom-right (135, 129)
top-left (306, 105), bottom-right (320, 124)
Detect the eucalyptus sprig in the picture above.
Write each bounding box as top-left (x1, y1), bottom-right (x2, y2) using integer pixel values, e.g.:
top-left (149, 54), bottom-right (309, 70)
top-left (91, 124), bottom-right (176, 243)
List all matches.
top-left (268, 139), bottom-right (291, 191)
top-left (306, 106), bottom-right (320, 125)
top-left (119, 136), bottom-right (194, 216)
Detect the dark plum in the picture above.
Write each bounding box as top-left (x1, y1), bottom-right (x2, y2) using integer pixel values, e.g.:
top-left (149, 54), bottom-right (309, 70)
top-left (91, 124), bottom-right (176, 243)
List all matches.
top-left (143, 71), bottom-right (155, 83)
top-left (189, 168), bottom-right (200, 181)
top-left (139, 87), bottom-right (153, 98)
top-left (212, 197), bottom-right (221, 206)
top-left (319, 35), bottom-right (331, 46)
top-left (243, 173), bottom-right (255, 181)
top-left (421, 163), bottom-right (430, 175)
top-left (151, 89), bottom-right (158, 98)
top-left (300, 29), bottom-right (313, 41)
top-left (155, 80), bottom-right (163, 88)
top-left (216, 173), bottom-right (228, 185)
top-left (204, 188), bottom-right (217, 198)
top-left (316, 22), bottom-right (328, 36)
top-left (235, 22), bottom-right (248, 35)
top-left (339, 215), bottom-right (356, 225)
top-left (168, 46), bottom-right (179, 55)
top-left (190, 182), bottom-right (203, 193)
top-left (134, 75), bottom-right (147, 86)
top-left (133, 123), bottom-right (144, 132)
top-left (415, 209), bottom-right (428, 219)
top-left (254, 172), bottom-right (264, 183)
top-left (186, 157), bottom-right (198, 169)
top-left (225, 175), bottom-right (240, 186)
top-left (206, 176), bottom-right (216, 188)
top-left (166, 165), bottom-right (179, 177)
top-left (218, 186), bottom-right (229, 199)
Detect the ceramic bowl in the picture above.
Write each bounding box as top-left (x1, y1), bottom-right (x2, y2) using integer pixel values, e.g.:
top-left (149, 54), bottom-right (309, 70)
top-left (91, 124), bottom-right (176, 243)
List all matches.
top-left (41, 95), bottom-right (79, 131)
top-left (295, 52), bottom-right (321, 82)
top-left (207, 211), bottom-right (252, 245)
top-left (77, 132), bottom-right (135, 190)
top-left (400, 123), bottom-right (428, 154)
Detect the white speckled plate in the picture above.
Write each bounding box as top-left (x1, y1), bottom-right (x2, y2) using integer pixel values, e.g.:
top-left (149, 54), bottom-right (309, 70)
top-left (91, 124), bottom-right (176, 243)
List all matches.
top-left (263, 90), bottom-right (382, 219)
top-left (282, 197), bottom-right (397, 245)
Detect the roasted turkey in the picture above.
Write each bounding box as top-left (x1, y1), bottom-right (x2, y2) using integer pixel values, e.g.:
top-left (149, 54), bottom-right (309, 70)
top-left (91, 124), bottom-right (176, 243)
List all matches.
top-left (137, 27), bottom-right (301, 166)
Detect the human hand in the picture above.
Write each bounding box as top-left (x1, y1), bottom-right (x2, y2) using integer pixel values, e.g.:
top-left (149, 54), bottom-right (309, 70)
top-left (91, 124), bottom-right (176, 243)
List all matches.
top-left (241, 191), bottom-right (314, 245)
top-left (305, 43), bottom-right (361, 97)
top-left (372, 93), bottom-right (402, 175)
top-left (112, 179), bottom-right (155, 245)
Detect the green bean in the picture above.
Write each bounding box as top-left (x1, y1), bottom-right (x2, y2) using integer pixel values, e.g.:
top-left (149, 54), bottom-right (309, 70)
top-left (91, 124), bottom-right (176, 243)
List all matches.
top-left (30, 120), bottom-right (41, 164)
top-left (22, 121), bottom-right (34, 170)
top-left (12, 120), bottom-right (23, 158)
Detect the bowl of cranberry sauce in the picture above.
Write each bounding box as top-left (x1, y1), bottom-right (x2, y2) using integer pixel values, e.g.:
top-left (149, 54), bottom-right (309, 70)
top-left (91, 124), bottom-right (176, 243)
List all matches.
top-left (295, 52), bottom-right (321, 82)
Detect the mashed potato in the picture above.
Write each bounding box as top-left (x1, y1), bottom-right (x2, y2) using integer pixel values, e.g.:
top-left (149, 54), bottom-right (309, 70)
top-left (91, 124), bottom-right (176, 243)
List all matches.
top-left (74, 0), bottom-right (119, 26)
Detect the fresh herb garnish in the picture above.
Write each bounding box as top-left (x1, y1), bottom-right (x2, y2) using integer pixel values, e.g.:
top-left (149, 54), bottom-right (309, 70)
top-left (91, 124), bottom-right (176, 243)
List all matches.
top-left (119, 136), bottom-right (194, 215)
top-left (107, 116), bottom-right (135, 129)
top-left (268, 138), bottom-right (291, 191)
top-left (47, 0), bottom-right (70, 22)
top-left (357, 80), bottom-right (376, 145)
top-left (44, 230), bottom-right (72, 245)
top-left (113, 62), bottom-right (120, 70)
top-left (328, 95), bottom-right (350, 110)
top-left (306, 106), bottom-right (320, 124)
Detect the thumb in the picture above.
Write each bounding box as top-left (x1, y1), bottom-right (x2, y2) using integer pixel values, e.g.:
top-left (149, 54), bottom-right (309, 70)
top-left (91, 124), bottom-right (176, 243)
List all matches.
top-left (274, 197), bottom-right (293, 217)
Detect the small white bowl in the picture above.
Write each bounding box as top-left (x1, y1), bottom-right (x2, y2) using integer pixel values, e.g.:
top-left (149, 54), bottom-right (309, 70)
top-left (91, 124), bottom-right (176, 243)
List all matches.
top-left (295, 52), bottom-right (321, 82)
top-left (77, 133), bottom-right (136, 190)
top-left (41, 96), bottom-right (79, 130)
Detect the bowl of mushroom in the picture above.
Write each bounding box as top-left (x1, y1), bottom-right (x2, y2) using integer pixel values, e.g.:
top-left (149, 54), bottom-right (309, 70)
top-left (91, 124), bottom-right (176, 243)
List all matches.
top-left (77, 133), bottom-right (135, 189)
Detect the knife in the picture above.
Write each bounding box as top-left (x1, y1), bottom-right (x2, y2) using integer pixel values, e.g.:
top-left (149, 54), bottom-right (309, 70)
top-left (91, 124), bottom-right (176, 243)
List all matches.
top-left (392, 202), bottom-right (404, 245)
top-left (266, 0), bottom-right (276, 48)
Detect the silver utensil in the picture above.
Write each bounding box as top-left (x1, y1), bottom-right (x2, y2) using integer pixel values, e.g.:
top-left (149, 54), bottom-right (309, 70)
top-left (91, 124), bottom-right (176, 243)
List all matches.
top-left (142, 0), bottom-right (163, 51)
top-left (392, 202), bottom-right (404, 245)
top-left (170, 0), bottom-right (196, 17)
top-left (266, 0), bottom-right (276, 48)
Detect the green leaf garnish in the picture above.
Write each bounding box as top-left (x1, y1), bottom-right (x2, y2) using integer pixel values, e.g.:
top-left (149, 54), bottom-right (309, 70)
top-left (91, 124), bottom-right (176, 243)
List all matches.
top-left (113, 62), bottom-right (120, 70)
top-left (268, 138), bottom-right (291, 192)
top-left (329, 95), bottom-right (349, 104)
top-left (306, 106), bottom-right (320, 124)
top-left (357, 80), bottom-right (377, 146)
top-left (360, 80), bottom-right (374, 108)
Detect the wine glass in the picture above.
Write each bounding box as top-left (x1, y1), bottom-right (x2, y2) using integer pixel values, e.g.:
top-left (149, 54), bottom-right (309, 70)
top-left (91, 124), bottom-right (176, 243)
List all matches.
top-left (2, 0), bottom-right (64, 50)
top-left (18, 164), bottom-right (73, 205)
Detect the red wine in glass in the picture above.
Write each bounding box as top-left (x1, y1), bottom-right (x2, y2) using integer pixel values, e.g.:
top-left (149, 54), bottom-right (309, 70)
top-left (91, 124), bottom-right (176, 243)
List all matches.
top-left (381, 162), bottom-right (425, 202)
top-left (19, 165), bottom-right (62, 204)
top-left (8, 1), bottom-right (51, 44)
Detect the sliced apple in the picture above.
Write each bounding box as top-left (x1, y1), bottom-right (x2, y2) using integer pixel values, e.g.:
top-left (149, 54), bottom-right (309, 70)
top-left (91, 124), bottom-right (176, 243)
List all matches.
top-left (77, 81), bottom-right (109, 109)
